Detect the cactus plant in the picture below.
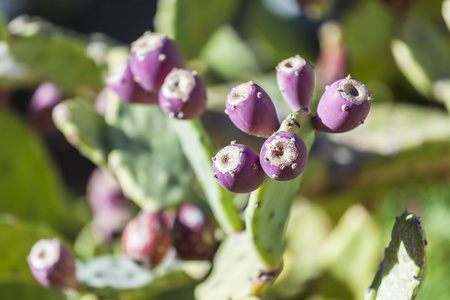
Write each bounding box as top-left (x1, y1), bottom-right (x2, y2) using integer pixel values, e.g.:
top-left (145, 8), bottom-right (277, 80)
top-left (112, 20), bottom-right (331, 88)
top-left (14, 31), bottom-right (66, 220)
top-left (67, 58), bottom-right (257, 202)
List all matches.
top-left (2, 5), bottom-right (438, 299)
top-left (172, 202), bottom-right (218, 261)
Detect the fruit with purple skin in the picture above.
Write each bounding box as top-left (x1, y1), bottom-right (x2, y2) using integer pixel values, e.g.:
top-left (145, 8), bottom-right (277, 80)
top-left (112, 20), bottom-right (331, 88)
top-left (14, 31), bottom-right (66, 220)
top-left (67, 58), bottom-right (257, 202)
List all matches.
top-left (106, 61), bottom-right (158, 104)
top-left (27, 239), bottom-right (78, 291)
top-left (129, 32), bottom-right (184, 93)
top-left (225, 82), bottom-right (280, 137)
top-left (27, 82), bottom-right (63, 134)
top-left (260, 131), bottom-right (308, 181)
top-left (276, 55), bottom-right (314, 112)
top-left (172, 203), bottom-right (218, 260)
top-left (212, 141), bottom-right (266, 193)
top-left (121, 210), bottom-right (172, 268)
top-left (87, 167), bottom-right (133, 244)
top-left (158, 69), bottom-right (207, 119)
top-left (313, 77), bottom-right (372, 133)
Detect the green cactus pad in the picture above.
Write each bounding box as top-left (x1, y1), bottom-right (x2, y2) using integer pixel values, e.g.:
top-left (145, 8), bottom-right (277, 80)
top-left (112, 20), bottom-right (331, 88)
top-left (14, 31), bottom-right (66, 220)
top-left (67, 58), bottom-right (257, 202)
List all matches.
top-left (365, 211), bottom-right (427, 300)
top-left (170, 118), bottom-right (243, 233)
top-left (76, 254), bottom-right (194, 297)
top-left (195, 233), bottom-right (281, 300)
top-left (154, 0), bottom-right (241, 59)
top-left (0, 109), bottom-right (74, 233)
top-left (0, 214), bottom-right (65, 284)
top-left (245, 112), bottom-right (315, 267)
top-left (7, 16), bottom-right (103, 92)
top-left (54, 96), bottom-right (190, 209)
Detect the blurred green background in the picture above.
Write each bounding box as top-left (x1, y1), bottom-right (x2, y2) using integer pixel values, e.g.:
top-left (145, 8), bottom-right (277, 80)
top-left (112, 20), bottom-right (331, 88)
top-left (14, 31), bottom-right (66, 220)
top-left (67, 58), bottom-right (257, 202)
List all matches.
top-left (0, 0), bottom-right (449, 299)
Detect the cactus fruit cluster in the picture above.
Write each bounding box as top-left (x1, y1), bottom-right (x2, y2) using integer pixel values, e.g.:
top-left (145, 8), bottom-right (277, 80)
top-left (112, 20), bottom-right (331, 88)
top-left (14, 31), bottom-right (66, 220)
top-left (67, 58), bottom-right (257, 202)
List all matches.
top-left (105, 31), bottom-right (207, 120)
top-left (21, 24), bottom-right (429, 300)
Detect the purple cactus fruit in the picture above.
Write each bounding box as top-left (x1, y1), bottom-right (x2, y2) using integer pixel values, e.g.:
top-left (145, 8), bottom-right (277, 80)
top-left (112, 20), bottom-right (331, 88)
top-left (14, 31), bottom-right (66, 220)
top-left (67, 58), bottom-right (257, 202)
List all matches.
top-left (158, 69), bottom-right (207, 119)
top-left (121, 210), bottom-right (172, 268)
top-left (212, 141), bottom-right (266, 193)
top-left (260, 131), bottom-right (308, 181)
top-left (313, 77), bottom-right (372, 133)
top-left (276, 55), bottom-right (315, 112)
top-left (129, 32), bottom-right (184, 93)
top-left (27, 82), bottom-right (63, 134)
top-left (27, 239), bottom-right (78, 291)
top-left (225, 82), bottom-right (280, 137)
top-left (87, 168), bottom-right (133, 244)
top-left (172, 203), bottom-right (218, 260)
top-left (106, 61), bottom-right (158, 104)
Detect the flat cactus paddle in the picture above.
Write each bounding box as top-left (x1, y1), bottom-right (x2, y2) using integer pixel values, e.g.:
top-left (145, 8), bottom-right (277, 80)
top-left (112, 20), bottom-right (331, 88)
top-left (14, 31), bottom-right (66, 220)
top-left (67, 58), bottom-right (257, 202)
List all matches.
top-left (364, 211), bottom-right (427, 300)
top-left (195, 233), bottom-right (281, 300)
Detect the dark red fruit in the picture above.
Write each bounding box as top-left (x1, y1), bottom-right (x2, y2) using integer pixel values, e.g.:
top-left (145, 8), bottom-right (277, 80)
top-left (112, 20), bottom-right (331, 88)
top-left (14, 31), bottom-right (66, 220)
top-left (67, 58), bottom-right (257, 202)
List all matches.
top-left (121, 210), bottom-right (172, 268)
top-left (172, 203), bottom-right (218, 261)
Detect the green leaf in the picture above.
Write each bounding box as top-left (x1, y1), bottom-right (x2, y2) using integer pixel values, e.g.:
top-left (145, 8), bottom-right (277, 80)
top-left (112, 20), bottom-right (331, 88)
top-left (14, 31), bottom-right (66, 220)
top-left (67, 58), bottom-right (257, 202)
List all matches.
top-left (169, 118), bottom-right (243, 233)
top-left (365, 211), bottom-right (427, 300)
top-left (195, 233), bottom-right (280, 300)
top-left (0, 109), bottom-right (73, 232)
top-left (7, 16), bottom-right (103, 93)
top-left (0, 214), bottom-right (65, 284)
top-left (154, 0), bottom-right (241, 59)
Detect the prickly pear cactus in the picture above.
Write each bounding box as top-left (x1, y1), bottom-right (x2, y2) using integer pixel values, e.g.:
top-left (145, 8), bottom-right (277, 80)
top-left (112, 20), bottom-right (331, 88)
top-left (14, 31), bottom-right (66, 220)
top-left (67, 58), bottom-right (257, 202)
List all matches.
top-left (364, 211), bottom-right (427, 300)
top-left (54, 94), bottom-right (190, 209)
